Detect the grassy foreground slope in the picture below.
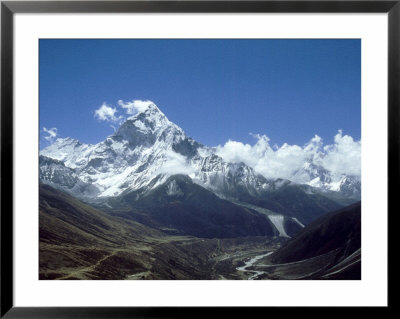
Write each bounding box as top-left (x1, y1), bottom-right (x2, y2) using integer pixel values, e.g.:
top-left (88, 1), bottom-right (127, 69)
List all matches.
top-left (39, 184), bottom-right (276, 280)
top-left (40, 184), bottom-right (207, 279)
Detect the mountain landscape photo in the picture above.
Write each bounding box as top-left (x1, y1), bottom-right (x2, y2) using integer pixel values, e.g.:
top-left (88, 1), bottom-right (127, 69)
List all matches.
top-left (39, 39), bottom-right (361, 280)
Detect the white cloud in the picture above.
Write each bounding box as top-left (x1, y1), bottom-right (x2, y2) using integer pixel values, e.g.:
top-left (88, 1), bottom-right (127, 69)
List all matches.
top-left (94, 103), bottom-right (124, 124)
top-left (43, 127), bottom-right (58, 144)
top-left (321, 130), bottom-right (361, 176)
top-left (215, 131), bottom-right (361, 180)
top-left (118, 99), bottom-right (154, 115)
top-left (158, 150), bottom-right (196, 176)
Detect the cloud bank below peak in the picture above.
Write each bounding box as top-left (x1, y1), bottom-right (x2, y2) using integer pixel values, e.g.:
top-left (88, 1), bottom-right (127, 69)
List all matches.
top-left (215, 130), bottom-right (361, 180)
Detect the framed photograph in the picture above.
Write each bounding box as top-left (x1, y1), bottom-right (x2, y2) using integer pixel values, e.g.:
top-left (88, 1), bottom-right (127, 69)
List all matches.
top-left (1, 0), bottom-right (395, 317)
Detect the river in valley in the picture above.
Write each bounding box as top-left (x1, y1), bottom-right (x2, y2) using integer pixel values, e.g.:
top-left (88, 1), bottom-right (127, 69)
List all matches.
top-left (236, 251), bottom-right (273, 280)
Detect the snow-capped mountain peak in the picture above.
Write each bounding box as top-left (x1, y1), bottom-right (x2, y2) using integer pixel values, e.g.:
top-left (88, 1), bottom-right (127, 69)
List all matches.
top-left (126, 101), bottom-right (163, 119)
top-left (40, 137), bottom-right (93, 169)
top-left (291, 160), bottom-right (360, 199)
top-left (112, 101), bottom-right (185, 147)
top-left (40, 102), bottom-right (194, 198)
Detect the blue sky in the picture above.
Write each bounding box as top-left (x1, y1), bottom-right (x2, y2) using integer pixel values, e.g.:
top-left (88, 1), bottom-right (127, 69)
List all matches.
top-left (39, 39), bottom-right (360, 149)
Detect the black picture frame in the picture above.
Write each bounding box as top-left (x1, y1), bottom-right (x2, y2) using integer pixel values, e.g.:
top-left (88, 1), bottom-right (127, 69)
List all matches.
top-left (1, 0), bottom-right (396, 317)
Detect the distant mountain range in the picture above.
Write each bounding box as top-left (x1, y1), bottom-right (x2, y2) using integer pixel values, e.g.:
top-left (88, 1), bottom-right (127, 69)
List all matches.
top-left (40, 101), bottom-right (361, 238)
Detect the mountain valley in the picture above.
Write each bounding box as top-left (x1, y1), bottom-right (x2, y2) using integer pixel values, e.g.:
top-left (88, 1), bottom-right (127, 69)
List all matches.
top-left (39, 101), bottom-right (361, 280)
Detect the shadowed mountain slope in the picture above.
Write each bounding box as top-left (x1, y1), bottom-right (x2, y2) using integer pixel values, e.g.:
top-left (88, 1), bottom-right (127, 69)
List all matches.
top-left (107, 175), bottom-right (278, 238)
top-left (263, 202), bottom-right (361, 279)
